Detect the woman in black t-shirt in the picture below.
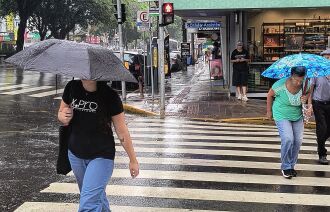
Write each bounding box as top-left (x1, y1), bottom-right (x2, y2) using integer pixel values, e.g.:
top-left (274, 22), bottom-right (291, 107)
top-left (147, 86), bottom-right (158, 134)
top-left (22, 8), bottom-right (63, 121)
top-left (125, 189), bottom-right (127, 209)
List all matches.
top-left (58, 80), bottom-right (139, 212)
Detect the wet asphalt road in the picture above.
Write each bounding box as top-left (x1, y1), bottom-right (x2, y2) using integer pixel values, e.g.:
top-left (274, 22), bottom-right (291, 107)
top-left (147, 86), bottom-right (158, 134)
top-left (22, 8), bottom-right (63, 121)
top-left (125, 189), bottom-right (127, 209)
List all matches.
top-left (1, 66), bottom-right (330, 212)
top-left (0, 67), bottom-right (73, 211)
top-left (0, 67), bottom-right (134, 211)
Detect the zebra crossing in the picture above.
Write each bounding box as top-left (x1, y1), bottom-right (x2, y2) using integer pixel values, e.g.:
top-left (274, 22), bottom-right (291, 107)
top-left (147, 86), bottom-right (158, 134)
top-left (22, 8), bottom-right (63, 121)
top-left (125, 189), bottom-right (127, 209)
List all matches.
top-left (0, 83), bottom-right (64, 99)
top-left (14, 117), bottom-right (330, 212)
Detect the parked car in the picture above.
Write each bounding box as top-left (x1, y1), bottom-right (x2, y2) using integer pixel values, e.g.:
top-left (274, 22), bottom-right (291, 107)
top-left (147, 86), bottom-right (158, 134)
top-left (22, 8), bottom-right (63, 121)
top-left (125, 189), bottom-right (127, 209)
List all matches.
top-left (112, 51), bottom-right (146, 90)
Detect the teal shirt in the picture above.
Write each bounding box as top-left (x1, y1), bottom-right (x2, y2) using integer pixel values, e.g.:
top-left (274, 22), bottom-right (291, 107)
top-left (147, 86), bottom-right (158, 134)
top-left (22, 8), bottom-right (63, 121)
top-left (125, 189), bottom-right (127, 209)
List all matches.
top-left (272, 78), bottom-right (305, 121)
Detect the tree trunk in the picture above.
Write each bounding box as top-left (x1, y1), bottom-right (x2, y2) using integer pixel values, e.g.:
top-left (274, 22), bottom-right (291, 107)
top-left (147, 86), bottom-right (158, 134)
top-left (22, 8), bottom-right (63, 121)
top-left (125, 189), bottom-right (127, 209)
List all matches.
top-left (40, 32), bottom-right (47, 41)
top-left (16, 16), bottom-right (28, 52)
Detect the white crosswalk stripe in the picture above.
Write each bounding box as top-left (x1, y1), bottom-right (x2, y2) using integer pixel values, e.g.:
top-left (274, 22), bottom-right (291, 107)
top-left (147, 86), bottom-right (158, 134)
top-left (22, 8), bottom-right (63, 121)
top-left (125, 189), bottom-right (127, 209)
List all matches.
top-left (0, 84), bottom-right (29, 91)
top-left (0, 83), bottom-right (63, 98)
top-left (29, 88), bottom-right (64, 98)
top-left (16, 117), bottom-right (329, 212)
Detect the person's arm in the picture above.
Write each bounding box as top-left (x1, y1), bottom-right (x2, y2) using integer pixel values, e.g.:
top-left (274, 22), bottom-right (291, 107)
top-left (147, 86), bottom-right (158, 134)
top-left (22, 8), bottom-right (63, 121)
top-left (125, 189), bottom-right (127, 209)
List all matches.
top-left (58, 100), bottom-right (73, 126)
top-left (307, 84), bottom-right (314, 105)
top-left (266, 88), bottom-right (275, 120)
top-left (112, 112), bottom-right (139, 178)
top-left (306, 83), bottom-right (315, 116)
top-left (230, 52), bottom-right (239, 63)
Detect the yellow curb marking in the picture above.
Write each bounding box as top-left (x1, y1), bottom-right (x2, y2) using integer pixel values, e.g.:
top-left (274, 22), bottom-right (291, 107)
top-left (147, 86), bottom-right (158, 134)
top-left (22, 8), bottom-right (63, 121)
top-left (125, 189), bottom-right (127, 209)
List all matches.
top-left (123, 104), bottom-right (158, 116)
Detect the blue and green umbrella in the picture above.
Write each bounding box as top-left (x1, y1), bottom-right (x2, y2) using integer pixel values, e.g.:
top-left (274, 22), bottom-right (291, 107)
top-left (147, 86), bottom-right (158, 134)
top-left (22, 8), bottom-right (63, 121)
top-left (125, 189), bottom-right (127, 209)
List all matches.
top-left (261, 53), bottom-right (330, 79)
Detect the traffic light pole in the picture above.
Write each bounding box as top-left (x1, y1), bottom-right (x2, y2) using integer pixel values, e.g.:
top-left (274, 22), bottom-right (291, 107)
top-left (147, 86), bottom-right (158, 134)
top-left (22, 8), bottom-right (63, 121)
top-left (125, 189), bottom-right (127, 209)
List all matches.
top-left (117, 0), bottom-right (126, 101)
top-left (149, 1), bottom-right (154, 100)
top-left (158, 0), bottom-right (165, 118)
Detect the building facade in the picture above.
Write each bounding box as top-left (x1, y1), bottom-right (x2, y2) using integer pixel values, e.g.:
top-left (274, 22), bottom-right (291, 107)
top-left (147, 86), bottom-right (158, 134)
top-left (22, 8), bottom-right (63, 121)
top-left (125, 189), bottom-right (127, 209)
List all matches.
top-left (170, 0), bottom-right (330, 96)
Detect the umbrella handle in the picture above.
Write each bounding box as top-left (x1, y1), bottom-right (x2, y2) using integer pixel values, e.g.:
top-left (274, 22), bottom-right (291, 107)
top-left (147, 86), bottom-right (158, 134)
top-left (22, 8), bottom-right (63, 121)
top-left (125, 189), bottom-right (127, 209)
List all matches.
top-left (302, 78), bottom-right (309, 95)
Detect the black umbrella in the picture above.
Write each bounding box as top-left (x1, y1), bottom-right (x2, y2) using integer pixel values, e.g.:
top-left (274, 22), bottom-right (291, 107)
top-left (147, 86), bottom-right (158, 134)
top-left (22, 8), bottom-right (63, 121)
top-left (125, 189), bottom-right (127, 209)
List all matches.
top-left (5, 39), bottom-right (137, 83)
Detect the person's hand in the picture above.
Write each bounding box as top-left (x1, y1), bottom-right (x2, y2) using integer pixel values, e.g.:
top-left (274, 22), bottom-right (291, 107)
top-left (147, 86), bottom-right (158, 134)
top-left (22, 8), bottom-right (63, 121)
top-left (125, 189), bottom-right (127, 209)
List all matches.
top-left (60, 107), bottom-right (73, 126)
top-left (266, 111), bottom-right (273, 120)
top-left (129, 160), bottom-right (139, 179)
top-left (306, 106), bottom-right (313, 117)
top-left (301, 95), bottom-right (307, 104)
top-left (304, 104), bottom-right (313, 117)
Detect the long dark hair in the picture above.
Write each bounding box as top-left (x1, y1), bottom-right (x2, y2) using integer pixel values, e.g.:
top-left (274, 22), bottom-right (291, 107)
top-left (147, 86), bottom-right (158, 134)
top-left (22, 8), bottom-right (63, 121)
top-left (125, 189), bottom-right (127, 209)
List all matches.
top-left (291, 66), bottom-right (306, 77)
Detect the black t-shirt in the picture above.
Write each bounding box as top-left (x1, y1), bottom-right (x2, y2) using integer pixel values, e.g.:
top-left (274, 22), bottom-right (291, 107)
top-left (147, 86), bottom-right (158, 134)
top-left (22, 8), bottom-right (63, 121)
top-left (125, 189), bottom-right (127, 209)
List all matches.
top-left (231, 49), bottom-right (249, 71)
top-left (212, 46), bottom-right (221, 59)
top-left (62, 80), bottom-right (123, 160)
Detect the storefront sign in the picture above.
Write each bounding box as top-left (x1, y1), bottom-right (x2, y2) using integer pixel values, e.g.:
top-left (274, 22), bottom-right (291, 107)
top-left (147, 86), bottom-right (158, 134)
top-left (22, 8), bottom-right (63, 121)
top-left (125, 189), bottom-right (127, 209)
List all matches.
top-left (6, 14), bottom-right (15, 32)
top-left (185, 22), bottom-right (221, 31)
top-left (181, 42), bottom-right (190, 65)
top-left (0, 32), bottom-right (14, 41)
top-left (164, 35), bottom-right (170, 76)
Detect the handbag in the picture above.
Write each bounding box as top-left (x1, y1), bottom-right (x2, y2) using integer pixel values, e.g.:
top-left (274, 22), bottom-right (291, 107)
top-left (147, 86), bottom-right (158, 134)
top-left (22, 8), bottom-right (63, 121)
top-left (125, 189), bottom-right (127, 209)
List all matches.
top-left (56, 125), bottom-right (72, 175)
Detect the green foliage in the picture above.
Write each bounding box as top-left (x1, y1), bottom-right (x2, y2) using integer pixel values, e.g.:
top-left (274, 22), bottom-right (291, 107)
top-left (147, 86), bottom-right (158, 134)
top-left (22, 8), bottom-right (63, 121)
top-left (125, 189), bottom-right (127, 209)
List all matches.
top-left (0, 0), bottom-right (17, 16)
top-left (166, 15), bottom-right (183, 42)
top-left (27, 0), bottom-right (114, 39)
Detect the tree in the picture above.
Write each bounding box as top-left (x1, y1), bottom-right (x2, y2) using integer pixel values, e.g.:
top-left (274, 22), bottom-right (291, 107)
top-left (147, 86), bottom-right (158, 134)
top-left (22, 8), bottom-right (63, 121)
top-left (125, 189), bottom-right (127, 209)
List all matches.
top-left (29, 1), bottom-right (52, 41)
top-left (28, 0), bottom-right (113, 40)
top-left (0, 0), bottom-right (43, 51)
top-left (166, 16), bottom-right (183, 42)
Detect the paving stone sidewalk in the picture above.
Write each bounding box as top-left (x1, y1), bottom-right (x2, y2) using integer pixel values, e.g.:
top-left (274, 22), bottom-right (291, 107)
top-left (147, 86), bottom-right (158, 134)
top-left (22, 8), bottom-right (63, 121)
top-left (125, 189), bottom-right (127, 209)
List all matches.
top-left (123, 62), bottom-right (268, 120)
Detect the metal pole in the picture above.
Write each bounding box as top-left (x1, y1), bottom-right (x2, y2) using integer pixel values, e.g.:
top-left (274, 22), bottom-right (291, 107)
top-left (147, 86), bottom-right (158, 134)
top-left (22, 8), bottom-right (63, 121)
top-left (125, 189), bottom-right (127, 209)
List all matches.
top-left (117, 0), bottom-right (126, 101)
top-left (158, 0), bottom-right (165, 118)
top-left (143, 31), bottom-right (146, 94)
top-left (149, 2), bottom-right (154, 100)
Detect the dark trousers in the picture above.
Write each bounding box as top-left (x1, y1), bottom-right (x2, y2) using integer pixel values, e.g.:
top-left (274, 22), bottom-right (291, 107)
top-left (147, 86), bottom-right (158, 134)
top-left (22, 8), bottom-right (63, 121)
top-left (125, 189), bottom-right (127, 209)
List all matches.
top-left (312, 100), bottom-right (330, 157)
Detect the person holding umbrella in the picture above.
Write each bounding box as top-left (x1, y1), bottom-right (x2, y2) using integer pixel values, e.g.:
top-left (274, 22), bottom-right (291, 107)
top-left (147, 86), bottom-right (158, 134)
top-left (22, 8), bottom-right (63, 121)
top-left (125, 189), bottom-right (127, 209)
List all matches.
top-left (58, 80), bottom-right (139, 211)
top-left (266, 66), bottom-right (309, 179)
top-left (5, 39), bottom-right (140, 212)
top-left (307, 49), bottom-right (330, 165)
top-left (263, 53), bottom-right (330, 178)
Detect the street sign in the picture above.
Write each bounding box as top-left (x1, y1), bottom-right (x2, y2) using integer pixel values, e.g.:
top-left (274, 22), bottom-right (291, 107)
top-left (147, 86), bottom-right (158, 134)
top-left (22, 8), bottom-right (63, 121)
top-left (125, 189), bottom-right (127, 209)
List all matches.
top-left (137, 11), bottom-right (149, 23)
top-left (185, 22), bottom-right (221, 31)
top-left (181, 42), bottom-right (190, 65)
top-left (137, 11), bottom-right (149, 32)
top-left (148, 7), bottom-right (159, 16)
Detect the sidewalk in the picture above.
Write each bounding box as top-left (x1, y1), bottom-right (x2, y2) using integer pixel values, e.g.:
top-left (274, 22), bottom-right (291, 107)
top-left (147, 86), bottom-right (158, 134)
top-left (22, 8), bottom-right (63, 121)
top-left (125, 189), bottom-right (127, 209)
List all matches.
top-left (122, 62), bottom-right (316, 128)
top-left (123, 62), bottom-right (268, 120)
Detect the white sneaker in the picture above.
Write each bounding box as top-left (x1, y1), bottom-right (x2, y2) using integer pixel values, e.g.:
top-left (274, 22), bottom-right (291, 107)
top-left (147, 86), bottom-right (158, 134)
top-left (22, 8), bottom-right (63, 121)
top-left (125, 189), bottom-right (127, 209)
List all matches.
top-left (242, 95), bottom-right (248, 102)
top-left (237, 94), bottom-right (242, 100)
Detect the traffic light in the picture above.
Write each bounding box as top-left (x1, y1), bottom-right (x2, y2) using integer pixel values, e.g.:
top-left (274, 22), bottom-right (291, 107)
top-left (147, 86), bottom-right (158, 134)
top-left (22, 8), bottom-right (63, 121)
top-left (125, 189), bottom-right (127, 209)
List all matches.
top-left (114, 4), bottom-right (126, 24)
top-left (162, 3), bottom-right (174, 26)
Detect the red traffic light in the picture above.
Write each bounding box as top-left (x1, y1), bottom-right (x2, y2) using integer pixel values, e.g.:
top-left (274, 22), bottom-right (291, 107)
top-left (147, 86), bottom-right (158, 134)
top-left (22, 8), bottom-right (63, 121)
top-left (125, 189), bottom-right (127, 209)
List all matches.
top-left (163, 3), bottom-right (173, 14)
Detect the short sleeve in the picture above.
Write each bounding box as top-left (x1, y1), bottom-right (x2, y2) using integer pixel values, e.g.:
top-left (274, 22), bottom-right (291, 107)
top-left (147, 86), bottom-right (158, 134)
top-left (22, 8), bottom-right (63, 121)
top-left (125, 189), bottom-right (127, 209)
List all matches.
top-left (107, 88), bottom-right (124, 116)
top-left (271, 78), bottom-right (285, 95)
top-left (309, 77), bottom-right (316, 86)
top-left (62, 80), bottom-right (74, 105)
top-left (231, 50), bottom-right (236, 60)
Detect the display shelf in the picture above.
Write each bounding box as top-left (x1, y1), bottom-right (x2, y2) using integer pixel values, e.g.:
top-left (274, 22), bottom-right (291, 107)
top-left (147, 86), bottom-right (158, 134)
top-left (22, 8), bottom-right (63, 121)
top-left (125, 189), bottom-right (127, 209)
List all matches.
top-left (262, 23), bottom-right (285, 61)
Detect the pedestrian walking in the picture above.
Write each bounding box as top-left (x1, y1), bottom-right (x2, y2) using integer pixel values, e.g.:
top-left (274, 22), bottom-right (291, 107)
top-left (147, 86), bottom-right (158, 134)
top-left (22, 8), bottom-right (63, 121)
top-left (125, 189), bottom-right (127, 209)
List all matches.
top-left (231, 41), bottom-right (250, 101)
top-left (58, 79), bottom-right (139, 212)
top-left (307, 50), bottom-right (330, 165)
top-left (266, 66), bottom-right (309, 179)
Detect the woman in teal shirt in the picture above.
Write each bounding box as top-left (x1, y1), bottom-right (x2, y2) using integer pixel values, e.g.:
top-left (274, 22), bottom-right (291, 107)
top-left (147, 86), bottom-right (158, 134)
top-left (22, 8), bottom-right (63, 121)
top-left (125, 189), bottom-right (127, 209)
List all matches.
top-left (266, 66), bottom-right (308, 179)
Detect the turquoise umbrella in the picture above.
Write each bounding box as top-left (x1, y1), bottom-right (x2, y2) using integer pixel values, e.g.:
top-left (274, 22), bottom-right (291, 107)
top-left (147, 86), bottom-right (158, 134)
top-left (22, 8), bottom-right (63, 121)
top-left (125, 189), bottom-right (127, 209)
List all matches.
top-left (261, 53), bottom-right (330, 79)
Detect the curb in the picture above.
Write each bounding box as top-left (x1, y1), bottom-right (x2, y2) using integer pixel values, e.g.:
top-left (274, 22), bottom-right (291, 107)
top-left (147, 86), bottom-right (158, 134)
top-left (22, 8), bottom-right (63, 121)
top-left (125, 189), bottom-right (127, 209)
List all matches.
top-left (123, 104), bottom-right (158, 116)
top-left (220, 117), bottom-right (316, 129)
top-left (189, 117), bottom-right (316, 129)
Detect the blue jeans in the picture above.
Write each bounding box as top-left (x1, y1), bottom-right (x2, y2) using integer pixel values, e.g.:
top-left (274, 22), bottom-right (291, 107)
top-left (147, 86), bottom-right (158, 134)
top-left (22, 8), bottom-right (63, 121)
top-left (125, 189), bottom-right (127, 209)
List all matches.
top-left (68, 150), bottom-right (114, 212)
top-left (275, 118), bottom-right (304, 170)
